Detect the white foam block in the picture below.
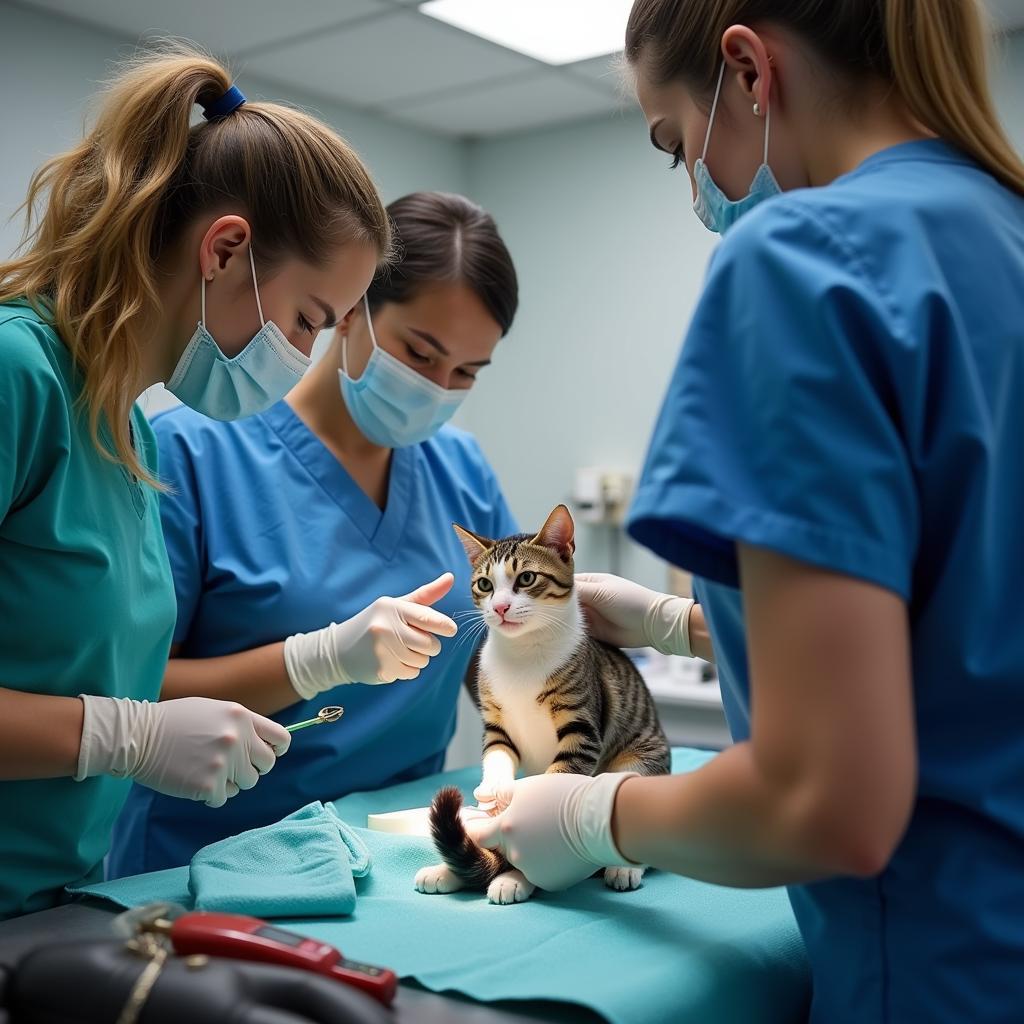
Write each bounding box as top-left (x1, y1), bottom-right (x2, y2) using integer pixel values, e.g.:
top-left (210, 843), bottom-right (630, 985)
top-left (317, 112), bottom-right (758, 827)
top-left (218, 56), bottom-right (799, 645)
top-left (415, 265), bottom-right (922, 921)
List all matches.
top-left (366, 805), bottom-right (492, 837)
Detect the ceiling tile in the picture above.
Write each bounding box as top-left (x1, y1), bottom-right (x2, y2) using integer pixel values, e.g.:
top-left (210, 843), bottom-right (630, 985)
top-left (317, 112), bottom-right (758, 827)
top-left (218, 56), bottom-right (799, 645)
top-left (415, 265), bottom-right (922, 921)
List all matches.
top-left (392, 71), bottom-right (624, 138)
top-left (565, 53), bottom-right (626, 94)
top-left (253, 9), bottom-right (536, 107)
top-left (15, 0), bottom-right (388, 56)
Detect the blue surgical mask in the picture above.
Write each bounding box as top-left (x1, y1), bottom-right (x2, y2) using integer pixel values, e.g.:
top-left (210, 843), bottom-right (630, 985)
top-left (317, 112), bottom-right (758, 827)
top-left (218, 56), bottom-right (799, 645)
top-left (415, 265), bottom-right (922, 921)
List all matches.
top-left (692, 63), bottom-right (781, 235)
top-left (338, 296), bottom-right (467, 448)
top-left (166, 246), bottom-right (310, 420)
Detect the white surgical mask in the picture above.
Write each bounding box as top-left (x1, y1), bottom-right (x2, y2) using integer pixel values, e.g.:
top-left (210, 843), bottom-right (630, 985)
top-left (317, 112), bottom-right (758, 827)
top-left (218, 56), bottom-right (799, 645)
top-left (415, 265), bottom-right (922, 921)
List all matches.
top-left (692, 63), bottom-right (782, 235)
top-left (338, 296), bottom-right (467, 448)
top-left (166, 246), bottom-right (310, 420)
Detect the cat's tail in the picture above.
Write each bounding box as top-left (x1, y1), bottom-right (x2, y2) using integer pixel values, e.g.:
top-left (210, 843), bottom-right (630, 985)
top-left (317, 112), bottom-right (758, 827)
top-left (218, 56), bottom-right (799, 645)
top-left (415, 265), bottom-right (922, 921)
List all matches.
top-left (430, 786), bottom-right (509, 888)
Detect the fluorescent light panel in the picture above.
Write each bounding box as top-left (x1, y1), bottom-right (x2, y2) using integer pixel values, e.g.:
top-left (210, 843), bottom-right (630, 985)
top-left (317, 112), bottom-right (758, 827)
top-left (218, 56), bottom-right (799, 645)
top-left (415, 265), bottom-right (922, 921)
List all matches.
top-left (420, 0), bottom-right (634, 66)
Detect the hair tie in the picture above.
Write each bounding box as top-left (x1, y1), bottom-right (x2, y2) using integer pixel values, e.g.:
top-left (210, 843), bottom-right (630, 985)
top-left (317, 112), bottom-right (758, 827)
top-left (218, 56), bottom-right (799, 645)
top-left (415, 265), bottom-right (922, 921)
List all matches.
top-left (202, 84), bottom-right (246, 121)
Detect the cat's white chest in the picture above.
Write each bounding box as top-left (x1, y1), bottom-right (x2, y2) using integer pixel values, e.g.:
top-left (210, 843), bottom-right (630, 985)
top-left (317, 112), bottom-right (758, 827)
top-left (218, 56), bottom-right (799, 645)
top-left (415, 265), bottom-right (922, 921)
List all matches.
top-left (481, 649), bottom-right (560, 777)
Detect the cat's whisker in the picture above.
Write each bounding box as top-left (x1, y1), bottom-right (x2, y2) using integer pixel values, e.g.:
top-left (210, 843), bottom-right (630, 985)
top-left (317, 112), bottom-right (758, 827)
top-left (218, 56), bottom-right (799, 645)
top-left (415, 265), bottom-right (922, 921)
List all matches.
top-left (450, 618), bottom-right (490, 653)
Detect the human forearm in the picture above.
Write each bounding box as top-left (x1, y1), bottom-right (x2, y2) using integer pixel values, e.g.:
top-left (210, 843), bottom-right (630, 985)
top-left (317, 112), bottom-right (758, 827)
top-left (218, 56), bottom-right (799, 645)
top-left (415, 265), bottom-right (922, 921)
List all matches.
top-left (162, 643), bottom-right (297, 717)
top-left (0, 687), bottom-right (84, 778)
top-left (611, 742), bottom-right (882, 888)
top-left (688, 603), bottom-right (715, 663)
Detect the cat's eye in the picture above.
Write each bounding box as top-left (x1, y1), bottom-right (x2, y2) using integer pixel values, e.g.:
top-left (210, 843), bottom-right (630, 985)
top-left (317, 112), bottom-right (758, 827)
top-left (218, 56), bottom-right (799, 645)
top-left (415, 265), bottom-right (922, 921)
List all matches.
top-left (516, 571), bottom-right (537, 588)
top-left (475, 578), bottom-right (494, 593)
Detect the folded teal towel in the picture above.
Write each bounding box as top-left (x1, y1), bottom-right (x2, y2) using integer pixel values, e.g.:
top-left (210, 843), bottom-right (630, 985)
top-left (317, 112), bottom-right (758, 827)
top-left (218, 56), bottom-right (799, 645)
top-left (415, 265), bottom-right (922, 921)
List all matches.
top-left (190, 801), bottom-right (370, 917)
top-left (74, 801), bottom-right (370, 919)
top-left (74, 752), bottom-right (810, 1023)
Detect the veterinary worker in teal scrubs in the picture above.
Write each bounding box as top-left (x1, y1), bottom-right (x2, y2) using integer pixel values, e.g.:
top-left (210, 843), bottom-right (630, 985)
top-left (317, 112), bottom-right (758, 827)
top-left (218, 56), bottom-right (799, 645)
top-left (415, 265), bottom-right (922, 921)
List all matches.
top-left (0, 49), bottom-right (395, 919)
top-left (110, 192), bottom-right (520, 875)
top-left (469, 2), bottom-right (1024, 1021)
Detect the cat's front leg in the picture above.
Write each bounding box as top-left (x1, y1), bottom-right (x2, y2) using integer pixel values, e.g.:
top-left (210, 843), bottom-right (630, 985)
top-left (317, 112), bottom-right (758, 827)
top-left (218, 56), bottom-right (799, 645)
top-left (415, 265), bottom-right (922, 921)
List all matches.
top-left (472, 688), bottom-right (521, 811)
top-left (475, 748), bottom-right (518, 812)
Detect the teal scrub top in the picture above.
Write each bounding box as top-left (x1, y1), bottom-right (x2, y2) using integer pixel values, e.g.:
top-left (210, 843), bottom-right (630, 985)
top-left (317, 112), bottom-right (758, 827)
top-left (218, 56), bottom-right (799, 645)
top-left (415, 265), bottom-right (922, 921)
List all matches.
top-left (0, 300), bottom-right (176, 920)
top-left (628, 141), bottom-right (1024, 1022)
top-left (109, 401), bottom-right (517, 876)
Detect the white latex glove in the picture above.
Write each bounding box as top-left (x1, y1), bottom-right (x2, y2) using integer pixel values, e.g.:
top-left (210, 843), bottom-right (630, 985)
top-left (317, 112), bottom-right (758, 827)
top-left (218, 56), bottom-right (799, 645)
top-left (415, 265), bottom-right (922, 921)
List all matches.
top-left (283, 573), bottom-right (458, 700)
top-left (466, 772), bottom-right (638, 891)
top-left (75, 695), bottom-right (291, 808)
top-left (576, 572), bottom-right (695, 657)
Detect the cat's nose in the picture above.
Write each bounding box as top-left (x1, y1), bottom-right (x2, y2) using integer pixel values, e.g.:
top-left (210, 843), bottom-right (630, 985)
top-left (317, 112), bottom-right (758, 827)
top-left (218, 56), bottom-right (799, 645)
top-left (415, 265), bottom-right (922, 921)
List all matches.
top-left (492, 600), bottom-right (511, 619)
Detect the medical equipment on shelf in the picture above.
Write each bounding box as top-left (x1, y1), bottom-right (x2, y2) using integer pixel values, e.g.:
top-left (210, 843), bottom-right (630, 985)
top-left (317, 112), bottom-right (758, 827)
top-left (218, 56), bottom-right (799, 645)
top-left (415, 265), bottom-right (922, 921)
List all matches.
top-left (571, 467), bottom-right (632, 526)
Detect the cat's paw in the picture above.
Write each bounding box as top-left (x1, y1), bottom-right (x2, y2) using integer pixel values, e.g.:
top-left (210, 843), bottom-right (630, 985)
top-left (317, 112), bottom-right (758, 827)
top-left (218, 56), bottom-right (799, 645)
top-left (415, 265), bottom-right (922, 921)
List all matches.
top-left (487, 869), bottom-right (536, 905)
top-left (474, 778), bottom-right (514, 814)
top-left (415, 864), bottom-right (465, 895)
top-left (604, 865), bottom-right (646, 892)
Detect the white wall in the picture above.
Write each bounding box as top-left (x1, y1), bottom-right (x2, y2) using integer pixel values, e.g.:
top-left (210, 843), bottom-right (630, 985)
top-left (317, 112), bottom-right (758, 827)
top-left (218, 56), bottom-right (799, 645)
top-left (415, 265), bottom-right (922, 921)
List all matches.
top-left (458, 108), bottom-right (717, 590)
top-left (993, 30), bottom-right (1024, 149)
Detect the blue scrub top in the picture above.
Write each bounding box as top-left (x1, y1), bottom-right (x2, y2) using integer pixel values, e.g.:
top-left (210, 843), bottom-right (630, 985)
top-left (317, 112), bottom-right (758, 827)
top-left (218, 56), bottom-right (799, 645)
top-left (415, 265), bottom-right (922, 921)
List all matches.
top-left (110, 400), bottom-right (516, 877)
top-left (628, 141), bottom-right (1024, 1024)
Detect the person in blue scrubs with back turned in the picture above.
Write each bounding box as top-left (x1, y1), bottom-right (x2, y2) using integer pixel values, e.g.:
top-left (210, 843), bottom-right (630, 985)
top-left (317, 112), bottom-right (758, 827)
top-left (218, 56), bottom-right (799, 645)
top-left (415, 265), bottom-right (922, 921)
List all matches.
top-left (468, 1), bottom-right (1024, 1021)
top-left (111, 192), bottom-right (519, 875)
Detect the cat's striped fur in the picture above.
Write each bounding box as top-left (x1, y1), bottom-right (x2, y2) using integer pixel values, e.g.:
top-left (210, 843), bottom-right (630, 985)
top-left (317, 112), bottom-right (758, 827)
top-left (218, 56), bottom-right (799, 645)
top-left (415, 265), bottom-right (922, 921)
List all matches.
top-left (415, 504), bottom-right (670, 905)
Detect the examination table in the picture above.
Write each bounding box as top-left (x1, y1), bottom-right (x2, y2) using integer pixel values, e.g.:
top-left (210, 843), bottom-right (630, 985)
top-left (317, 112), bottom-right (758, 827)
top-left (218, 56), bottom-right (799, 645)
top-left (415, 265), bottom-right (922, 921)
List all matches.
top-left (0, 749), bottom-right (810, 1024)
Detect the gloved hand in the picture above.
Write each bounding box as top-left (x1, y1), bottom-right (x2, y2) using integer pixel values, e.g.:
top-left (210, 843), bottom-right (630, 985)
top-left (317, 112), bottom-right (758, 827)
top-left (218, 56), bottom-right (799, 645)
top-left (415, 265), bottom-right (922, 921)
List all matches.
top-left (75, 695), bottom-right (291, 808)
top-left (283, 573), bottom-right (458, 700)
top-left (466, 772), bottom-right (638, 891)
top-left (576, 572), bottom-right (695, 657)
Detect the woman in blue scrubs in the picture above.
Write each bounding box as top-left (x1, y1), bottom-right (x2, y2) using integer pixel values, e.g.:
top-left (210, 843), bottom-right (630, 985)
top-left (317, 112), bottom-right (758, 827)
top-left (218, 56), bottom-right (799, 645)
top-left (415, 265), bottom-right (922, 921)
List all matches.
top-left (111, 192), bottom-right (519, 875)
top-left (469, 2), bottom-right (1024, 1021)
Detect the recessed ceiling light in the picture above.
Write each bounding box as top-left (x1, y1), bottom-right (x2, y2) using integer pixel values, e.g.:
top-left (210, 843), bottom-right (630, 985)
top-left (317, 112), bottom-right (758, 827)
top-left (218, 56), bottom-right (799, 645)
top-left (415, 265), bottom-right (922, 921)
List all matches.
top-left (419, 0), bottom-right (634, 66)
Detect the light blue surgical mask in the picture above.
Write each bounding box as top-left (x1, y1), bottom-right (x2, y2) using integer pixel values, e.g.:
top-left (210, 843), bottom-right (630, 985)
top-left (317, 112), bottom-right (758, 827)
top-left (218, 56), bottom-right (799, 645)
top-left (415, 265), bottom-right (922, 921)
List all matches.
top-left (338, 296), bottom-right (467, 448)
top-left (692, 63), bottom-right (781, 235)
top-left (166, 246), bottom-right (310, 420)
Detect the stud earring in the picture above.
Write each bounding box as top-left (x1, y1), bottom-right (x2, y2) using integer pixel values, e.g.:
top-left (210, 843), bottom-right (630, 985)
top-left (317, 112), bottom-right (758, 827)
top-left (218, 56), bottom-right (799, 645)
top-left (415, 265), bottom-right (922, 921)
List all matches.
top-left (753, 102), bottom-right (762, 117)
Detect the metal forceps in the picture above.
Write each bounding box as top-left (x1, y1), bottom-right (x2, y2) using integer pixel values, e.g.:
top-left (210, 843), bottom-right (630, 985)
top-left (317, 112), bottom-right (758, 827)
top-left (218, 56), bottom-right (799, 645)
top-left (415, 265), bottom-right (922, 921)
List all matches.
top-left (285, 705), bottom-right (345, 733)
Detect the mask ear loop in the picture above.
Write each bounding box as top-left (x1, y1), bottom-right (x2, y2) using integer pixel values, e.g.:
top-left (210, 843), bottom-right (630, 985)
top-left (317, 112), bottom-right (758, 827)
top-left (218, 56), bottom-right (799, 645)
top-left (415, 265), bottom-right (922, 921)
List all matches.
top-left (763, 95), bottom-right (771, 165)
top-left (342, 294), bottom-right (379, 379)
top-left (362, 294), bottom-right (380, 351)
top-left (701, 63), bottom-right (727, 163)
top-left (248, 246), bottom-right (266, 328)
top-left (200, 275), bottom-right (207, 328)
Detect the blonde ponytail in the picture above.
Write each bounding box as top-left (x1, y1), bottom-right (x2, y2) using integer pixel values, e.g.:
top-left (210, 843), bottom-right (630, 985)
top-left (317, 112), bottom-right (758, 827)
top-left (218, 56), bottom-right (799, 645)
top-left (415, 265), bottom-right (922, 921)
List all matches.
top-left (886, 0), bottom-right (1024, 196)
top-left (0, 45), bottom-right (390, 485)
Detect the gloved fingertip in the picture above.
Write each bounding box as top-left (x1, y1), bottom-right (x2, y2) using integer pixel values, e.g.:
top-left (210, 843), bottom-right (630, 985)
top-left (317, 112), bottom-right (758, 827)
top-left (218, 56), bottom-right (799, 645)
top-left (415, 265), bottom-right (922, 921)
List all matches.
top-left (465, 817), bottom-right (500, 848)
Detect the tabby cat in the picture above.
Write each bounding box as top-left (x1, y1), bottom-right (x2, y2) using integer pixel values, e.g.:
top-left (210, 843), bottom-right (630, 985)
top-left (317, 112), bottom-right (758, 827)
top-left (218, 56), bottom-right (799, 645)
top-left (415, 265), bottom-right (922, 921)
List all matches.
top-left (415, 504), bottom-right (670, 905)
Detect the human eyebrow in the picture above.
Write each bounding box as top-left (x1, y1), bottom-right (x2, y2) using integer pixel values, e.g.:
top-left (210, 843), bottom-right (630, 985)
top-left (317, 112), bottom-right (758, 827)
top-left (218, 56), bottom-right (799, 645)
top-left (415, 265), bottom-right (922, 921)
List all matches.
top-left (409, 328), bottom-right (450, 357)
top-left (309, 296), bottom-right (337, 329)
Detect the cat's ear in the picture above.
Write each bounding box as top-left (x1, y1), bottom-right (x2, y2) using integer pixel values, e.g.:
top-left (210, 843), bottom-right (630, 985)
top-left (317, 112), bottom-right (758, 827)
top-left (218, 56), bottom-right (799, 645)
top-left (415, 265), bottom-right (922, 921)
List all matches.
top-left (532, 504), bottom-right (575, 563)
top-left (453, 522), bottom-right (493, 565)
